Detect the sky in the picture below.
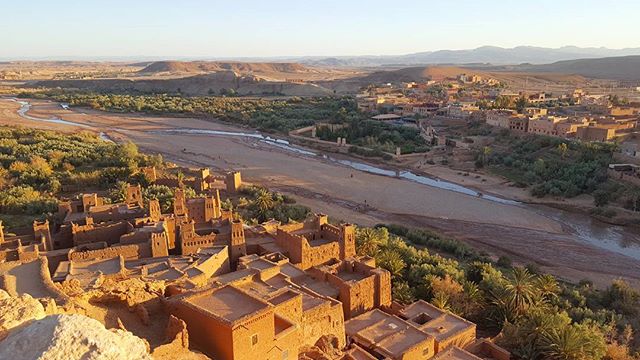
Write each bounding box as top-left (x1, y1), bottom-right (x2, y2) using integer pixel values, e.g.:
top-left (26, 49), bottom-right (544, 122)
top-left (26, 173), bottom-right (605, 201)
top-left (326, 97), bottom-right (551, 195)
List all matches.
top-left (2, 0), bottom-right (640, 59)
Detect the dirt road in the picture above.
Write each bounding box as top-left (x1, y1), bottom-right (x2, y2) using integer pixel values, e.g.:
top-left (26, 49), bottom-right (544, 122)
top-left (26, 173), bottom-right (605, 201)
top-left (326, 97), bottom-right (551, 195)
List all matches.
top-left (2, 98), bottom-right (639, 288)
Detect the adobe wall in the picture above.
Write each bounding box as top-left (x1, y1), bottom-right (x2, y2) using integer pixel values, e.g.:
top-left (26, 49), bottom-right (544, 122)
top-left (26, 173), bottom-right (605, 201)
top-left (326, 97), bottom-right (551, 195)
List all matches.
top-left (301, 299), bottom-right (346, 349)
top-left (327, 272), bottom-right (376, 320)
top-left (270, 315), bottom-right (300, 360)
top-left (186, 198), bottom-right (210, 224)
top-left (229, 220), bottom-right (246, 268)
top-left (302, 241), bottom-right (340, 270)
top-left (225, 172), bottom-right (242, 193)
top-left (69, 244), bottom-right (143, 261)
top-left (72, 221), bottom-right (130, 246)
top-left (230, 310), bottom-right (277, 360)
top-left (320, 224), bottom-right (341, 243)
top-left (275, 229), bottom-right (305, 264)
top-left (89, 206), bottom-right (145, 223)
top-left (401, 337), bottom-right (435, 360)
top-left (192, 246), bottom-right (230, 279)
top-left (150, 232), bottom-right (169, 258)
top-left (181, 232), bottom-right (220, 255)
top-left (371, 268), bottom-right (392, 308)
top-left (169, 301), bottom-right (234, 360)
top-left (435, 323), bottom-right (476, 353)
top-left (272, 292), bottom-right (303, 325)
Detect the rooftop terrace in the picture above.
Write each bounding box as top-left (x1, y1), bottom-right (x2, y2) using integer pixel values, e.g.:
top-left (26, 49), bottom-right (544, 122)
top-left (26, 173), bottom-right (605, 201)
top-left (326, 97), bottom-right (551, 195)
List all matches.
top-left (185, 285), bottom-right (271, 324)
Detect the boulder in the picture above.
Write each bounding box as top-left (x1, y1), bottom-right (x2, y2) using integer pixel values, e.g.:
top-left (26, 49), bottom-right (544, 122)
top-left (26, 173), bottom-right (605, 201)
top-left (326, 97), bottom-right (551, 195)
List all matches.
top-left (0, 290), bottom-right (46, 334)
top-left (0, 314), bottom-right (152, 360)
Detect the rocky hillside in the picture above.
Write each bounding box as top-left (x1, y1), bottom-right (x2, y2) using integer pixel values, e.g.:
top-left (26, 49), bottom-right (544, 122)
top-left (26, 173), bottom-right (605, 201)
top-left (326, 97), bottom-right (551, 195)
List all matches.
top-left (509, 55), bottom-right (640, 80)
top-left (36, 72), bottom-right (334, 96)
top-left (139, 61), bottom-right (314, 74)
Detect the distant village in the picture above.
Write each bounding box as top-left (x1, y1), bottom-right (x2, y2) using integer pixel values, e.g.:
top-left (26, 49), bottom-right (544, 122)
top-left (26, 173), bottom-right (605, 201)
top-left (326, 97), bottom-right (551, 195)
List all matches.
top-left (356, 73), bottom-right (639, 148)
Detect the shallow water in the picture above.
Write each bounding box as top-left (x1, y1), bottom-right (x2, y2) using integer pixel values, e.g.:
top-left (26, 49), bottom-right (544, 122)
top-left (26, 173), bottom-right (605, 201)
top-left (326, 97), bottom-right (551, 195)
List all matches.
top-left (150, 128), bottom-right (518, 205)
top-left (14, 100), bottom-right (92, 128)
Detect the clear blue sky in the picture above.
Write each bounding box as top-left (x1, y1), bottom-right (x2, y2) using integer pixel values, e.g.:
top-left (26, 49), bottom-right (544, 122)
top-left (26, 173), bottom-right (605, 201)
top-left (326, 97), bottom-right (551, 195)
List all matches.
top-left (2, 0), bottom-right (639, 59)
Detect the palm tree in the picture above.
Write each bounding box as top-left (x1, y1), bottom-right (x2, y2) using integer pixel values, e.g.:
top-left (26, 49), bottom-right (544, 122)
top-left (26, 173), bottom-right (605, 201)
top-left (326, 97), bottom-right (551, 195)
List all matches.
top-left (541, 325), bottom-right (605, 360)
top-left (356, 228), bottom-right (382, 257)
top-left (505, 267), bottom-right (538, 316)
top-left (432, 292), bottom-right (452, 312)
top-left (176, 171), bottom-right (185, 187)
top-left (489, 267), bottom-right (540, 323)
top-left (535, 274), bottom-right (560, 301)
top-left (376, 250), bottom-right (405, 278)
top-left (254, 189), bottom-right (274, 213)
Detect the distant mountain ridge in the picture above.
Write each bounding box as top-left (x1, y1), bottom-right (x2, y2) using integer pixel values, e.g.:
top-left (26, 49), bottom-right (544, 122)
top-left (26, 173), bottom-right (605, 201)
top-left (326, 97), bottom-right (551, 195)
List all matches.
top-left (300, 46), bottom-right (640, 67)
top-left (496, 55), bottom-right (640, 80)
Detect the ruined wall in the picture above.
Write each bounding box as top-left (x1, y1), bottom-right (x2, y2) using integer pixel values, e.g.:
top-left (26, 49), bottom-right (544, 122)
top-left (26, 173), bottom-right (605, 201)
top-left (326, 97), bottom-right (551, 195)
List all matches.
top-left (180, 221), bottom-right (220, 255)
top-left (72, 221), bottom-right (130, 246)
top-left (69, 244), bottom-right (143, 261)
top-left (89, 205), bottom-right (145, 223)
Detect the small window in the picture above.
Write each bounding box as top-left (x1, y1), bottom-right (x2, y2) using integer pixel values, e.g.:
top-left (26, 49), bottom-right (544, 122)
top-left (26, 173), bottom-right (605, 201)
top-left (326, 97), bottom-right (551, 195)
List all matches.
top-left (251, 334), bottom-right (258, 346)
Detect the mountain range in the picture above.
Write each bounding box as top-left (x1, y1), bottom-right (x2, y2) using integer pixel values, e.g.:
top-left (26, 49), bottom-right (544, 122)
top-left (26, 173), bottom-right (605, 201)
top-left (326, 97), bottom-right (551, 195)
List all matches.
top-left (297, 46), bottom-right (640, 67)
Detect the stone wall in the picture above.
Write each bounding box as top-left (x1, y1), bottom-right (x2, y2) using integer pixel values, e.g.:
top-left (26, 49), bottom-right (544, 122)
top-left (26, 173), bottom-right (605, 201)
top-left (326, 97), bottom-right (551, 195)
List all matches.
top-left (69, 244), bottom-right (143, 262)
top-left (72, 221), bottom-right (130, 246)
top-left (300, 298), bottom-right (346, 349)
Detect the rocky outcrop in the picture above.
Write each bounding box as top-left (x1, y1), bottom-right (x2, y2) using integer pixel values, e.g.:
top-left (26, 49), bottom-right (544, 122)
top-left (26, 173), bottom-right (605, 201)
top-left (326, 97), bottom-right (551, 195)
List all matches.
top-left (299, 335), bottom-right (344, 360)
top-left (152, 315), bottom-right (210, 360)
top-left (0, 290), bottom-right (46, 338)
top-left (0, 314), bottom-right (152, 360)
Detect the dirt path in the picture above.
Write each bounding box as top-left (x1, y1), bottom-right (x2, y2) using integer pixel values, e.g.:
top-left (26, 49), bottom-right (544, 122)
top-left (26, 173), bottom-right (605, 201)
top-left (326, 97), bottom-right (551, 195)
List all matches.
top-left (2, 98), bottom-right (639, 288)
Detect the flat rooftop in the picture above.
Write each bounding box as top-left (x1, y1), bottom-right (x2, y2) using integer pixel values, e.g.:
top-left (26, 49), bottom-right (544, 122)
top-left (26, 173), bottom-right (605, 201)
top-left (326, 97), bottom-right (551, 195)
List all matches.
top-left (400, 301), bottom-right (475, 342)
top-left (345, 309), bottom-right (432, 358)
top-left (432, 346), bottom-right (482, 360)
top-left (336, 269), bottom-right (369, 282)
top-left (185, 285), bottom-right (270, 324)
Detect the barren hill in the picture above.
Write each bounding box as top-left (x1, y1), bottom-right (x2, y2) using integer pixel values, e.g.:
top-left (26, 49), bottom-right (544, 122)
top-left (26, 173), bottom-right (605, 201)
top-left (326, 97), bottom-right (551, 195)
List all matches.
top-left (35, 72), bottom-right (334, 96)
top-left (139, 61), bottom-right (314, 74)
top-left (353, 66), bottom-right (478, 83)
top-left (510, 55), bottom-right (640, 80)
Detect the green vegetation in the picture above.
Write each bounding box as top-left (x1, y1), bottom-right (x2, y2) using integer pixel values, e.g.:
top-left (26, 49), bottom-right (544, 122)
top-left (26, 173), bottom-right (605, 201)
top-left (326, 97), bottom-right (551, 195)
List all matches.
top-left (481, 132), bottom-right (640, 212)
top-left (23, 90), bottom-right (429, 158)
top-left (234, 185), bottom-right (310, 224)
top-left (30, 92), bottom-right (360, 133)
top-left (0, 127), bottom-right (161, 229)
top-left (316, 119), bottom-right (430, 154)
top-left (357, 224), bottom-right (640, 359)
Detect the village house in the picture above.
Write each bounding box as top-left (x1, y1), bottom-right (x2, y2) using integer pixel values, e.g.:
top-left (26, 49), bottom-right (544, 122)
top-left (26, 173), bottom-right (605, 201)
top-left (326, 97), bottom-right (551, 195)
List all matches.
top-left (485, 109), bottom-right (516, 129)
top-left (448, 103), bottom-right (480, 119)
